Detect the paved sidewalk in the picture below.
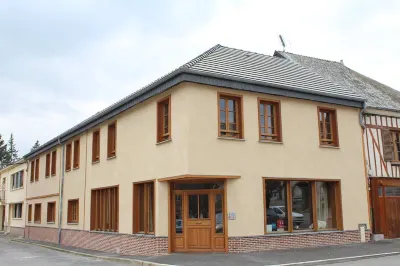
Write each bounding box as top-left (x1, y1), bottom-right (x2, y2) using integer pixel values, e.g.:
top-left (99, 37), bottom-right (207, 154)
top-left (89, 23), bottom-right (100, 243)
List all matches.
top-left (10, 236), bottom-right (400, 266)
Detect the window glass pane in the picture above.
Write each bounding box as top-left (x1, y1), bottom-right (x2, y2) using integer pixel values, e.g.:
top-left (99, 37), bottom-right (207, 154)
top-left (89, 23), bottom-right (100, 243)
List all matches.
top-left (385, 186), bottom-right (400, 196)
top-left (215, 194), bottom-right (223, 234)
top-left (265, 180), bottom-right (288, 232)
top-left (175, 195), bottom-right (183, 234)
top-left (228, 99), bottom-right (235, 111)
top-left (188, 195), bottom-right (198, 218)
top-left (164, 103), bottom-right (168, 115)
top-left (199, 194), bottom-right (209, 218)
top-left (229, 111), bottom-right (236, 123)
top-left (220, 111), bottom-right (226, 123)
top-left (378, 187), bottom-right (383, 197)
top-left (219, 98), bottom-right (225, 110)
top-left (148, 184), bottom-right (154, 232)
top-left (260, 104), bottom-right (264, 115)
top-left (229, 123), bottom-right (237, 131)
top-left (316, 182), bottom-right (337, 229)
top-left (291, 181), bottom-right (312, 230)
top-left (138, 185), bottom-right (145, 231)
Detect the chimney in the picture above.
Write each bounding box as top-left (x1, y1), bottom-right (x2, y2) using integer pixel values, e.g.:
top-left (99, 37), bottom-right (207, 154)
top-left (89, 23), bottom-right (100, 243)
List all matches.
top-left (340, 59), bottom-right (344, 65)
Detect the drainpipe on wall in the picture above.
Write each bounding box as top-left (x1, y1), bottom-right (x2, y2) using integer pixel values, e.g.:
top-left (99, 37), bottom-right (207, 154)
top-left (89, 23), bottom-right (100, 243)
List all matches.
top-left (359, 101), bottom-right (367, 129)
top-left (57, 138), bottom-right (65, 245)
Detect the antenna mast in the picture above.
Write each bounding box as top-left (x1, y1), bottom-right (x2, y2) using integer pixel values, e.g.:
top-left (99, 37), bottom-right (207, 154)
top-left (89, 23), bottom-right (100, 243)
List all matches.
top-left (279, 35), bottom-right (286, 52)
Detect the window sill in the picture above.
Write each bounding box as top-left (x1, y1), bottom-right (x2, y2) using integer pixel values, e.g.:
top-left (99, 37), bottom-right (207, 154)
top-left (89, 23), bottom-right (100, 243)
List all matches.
top-left (73, 167), bottom-right (80, 170)
top-left (12, 218), bottom-right (22, 220)
top-left (265, 229), bottom-right (342, 236)
top-left (34, 222), bottom-right (41, 224)
top-left (47, 222), bottom-right (55, 224)
top-left (107, 155), bottom-right (116, 160)
top-left (67, 222), bottom-right (79, 225)
top-left (319, 145), bottom-right (340, 149)
top-left (131, 232), bottom-right (156, 237)
top-left (45, 176), bottom-right (50, 178)
top-left (391, 161), bottom-right (400, 165)
top-left (217, 137), bottom-right (245, 141)
top-left (92, 160), bottom-right (100, 165)
top-left (51, 174), bottom-right (56, 177)
top-left (259, 140), bottom-right (283, 144)
top-left (156, 139), bottom-right (172, 145)
top-left (11, 187), bottom-right (24, 191)
top-left (65, 169), bottom-right (72, 172)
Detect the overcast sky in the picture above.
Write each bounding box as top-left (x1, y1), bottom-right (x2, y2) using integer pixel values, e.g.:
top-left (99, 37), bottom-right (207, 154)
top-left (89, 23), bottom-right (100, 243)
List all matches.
top-left (1, 0), bottom-right (400, 155)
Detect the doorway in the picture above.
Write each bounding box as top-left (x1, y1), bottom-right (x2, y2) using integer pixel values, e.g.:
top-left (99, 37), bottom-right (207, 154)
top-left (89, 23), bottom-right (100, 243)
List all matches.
top-left (171, 181), bottom-right (226, 252)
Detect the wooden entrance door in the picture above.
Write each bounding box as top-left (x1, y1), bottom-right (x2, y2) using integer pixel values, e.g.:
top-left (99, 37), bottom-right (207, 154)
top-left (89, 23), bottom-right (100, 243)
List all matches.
top-left (386, 196), bottom-right (400, 238)
top-left (171, 182), bottom-right (226, 252)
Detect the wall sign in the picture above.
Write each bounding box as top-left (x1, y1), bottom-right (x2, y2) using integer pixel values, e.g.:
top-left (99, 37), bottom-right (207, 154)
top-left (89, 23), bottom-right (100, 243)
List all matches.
top-left (228, 212), bottom-right (236, 220)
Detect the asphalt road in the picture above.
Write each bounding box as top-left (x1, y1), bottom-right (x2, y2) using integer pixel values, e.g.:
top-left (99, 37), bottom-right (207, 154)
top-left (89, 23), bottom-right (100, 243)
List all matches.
top-left (330, 255), bottom-right (400, 265)
top-left (0, 237), bottom-right (125, 266)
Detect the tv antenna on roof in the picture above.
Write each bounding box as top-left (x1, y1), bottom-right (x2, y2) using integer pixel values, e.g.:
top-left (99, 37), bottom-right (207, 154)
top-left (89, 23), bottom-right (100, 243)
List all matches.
top-left (279, 35), bottom-right (286, 52)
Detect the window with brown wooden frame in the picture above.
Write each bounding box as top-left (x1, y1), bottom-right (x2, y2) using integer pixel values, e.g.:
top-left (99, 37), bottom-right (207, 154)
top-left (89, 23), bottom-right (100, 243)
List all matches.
top-left (34, 203), bottom-right (41, 223)
top-left (90, 186), bottom-right (118, 232)
top-left (28, 204), bottom-right (32, 223)
top-left (73, 140), bottom-right (80, 169)
top-left (92, 130), bottom-right (100, 163)
top-left (30, 161), bottom-right (35, 182)
top-left (318, 107), bottom-right (339, 147)
top-left (45, 153), bottom-right (51, 177)
top-left (258, 99), bottom-right (282, 142)
top-left (65, 143), bottom-right (72, 171)
top-left (382, 130), bottom-right (400, 162)
top-left (34, 158), bottom-right (40, 181)
top-left (133, 182), bottom-right (155, 234)
top-left (47, 202), bottom-right (56, 223)
top-left (107, 122), bottom-right (116, 158)
top-left (51, 150), bottom-right (57, 176)
top-left (157, 96), bottom-right (171, 143)
top-left (264, 178), bottom-right (342, 234)
top-left (218, 93), bottom-right (243, 139)
top-left (67, 199), bottom-right (79, 224)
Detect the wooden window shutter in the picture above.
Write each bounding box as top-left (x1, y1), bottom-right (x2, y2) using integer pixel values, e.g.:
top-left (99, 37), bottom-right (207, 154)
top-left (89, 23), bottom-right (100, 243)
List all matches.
top-left (382, 129), bottom-right (394, 161)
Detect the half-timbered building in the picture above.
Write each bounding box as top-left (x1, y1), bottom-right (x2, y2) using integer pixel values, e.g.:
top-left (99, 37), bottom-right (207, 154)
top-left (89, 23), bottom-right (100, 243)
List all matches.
top-left (275, 50), bottom-right (400, 239)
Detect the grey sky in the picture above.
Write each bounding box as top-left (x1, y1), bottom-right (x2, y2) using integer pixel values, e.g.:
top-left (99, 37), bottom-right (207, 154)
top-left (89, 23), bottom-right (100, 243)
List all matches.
top-left (1, 0), bottom-right (399, 155)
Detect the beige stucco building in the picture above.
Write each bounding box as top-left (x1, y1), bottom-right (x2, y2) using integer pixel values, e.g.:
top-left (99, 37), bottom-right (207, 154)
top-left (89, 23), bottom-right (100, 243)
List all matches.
top-left (21, 45), bottom-right (370, 255)
top-left (0, 160), bottom-right (27, 237)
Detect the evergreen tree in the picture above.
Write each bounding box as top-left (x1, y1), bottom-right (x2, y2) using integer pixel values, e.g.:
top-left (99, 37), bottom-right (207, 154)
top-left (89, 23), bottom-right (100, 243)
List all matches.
top-left (0, 134), bottom-right (7, 169)
top-left (6, 133), bottom-right (19, 164)
top-left (31, 140), bottom-right (40, 151)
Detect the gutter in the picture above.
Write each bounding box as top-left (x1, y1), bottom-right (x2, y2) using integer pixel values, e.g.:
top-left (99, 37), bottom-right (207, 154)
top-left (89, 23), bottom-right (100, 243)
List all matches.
top-left (57, 137), bottom-right (65, 245)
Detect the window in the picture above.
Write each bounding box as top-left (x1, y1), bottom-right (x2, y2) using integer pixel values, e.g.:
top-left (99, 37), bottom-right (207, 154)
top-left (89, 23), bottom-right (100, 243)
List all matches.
top-left (318, 107), bottom-right (339, 146)
top-left (11, 170), bottom-right (24, 190)
top-left (66, 143), bottom-right (72, 171)
top-left (133, 182), bottom-right (154, 234)
top-left (264, 179), bottom-right (342, 233)
top-left (67, 199), bottom-right (79, 223)
top-left (30, 161), bottom-right (35, 182)
top-left (90, 186), bottom-right (118, 232)
top-left (28, 204), bottom-right (32, 223)
top-left (34, 203), bottom-right (41, 223)
top-left (47, 202), bottom-right (56, 223)
top-left (45, 153), bottom-right (51, 177)
top-left (218, 93), bottom-right (243, 139)
top-left (157, 96), bottom-right (171, 143)
top-left (92, 130), bottom-right (100, 163)
top-left (107, 123), bottom-right (116, 158)
top-left (382, 130), bottom-right (400, 162)
top-left (258, 99), bottom-right (281, 141)
top-left (73, 140), bottom-right (80, 169)
top-left (35, 158), bottom-right (40, 181)
top-left (51, 150), bottom-right (57, 176)
top-left (12, 203), bottom-right (22, 219)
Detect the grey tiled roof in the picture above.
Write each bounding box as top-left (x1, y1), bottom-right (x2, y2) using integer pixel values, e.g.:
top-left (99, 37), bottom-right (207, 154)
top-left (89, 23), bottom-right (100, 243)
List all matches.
top-left (274, 51), bottom-right (400, 111)
top-left (182, 45), bottom-right (363, 101)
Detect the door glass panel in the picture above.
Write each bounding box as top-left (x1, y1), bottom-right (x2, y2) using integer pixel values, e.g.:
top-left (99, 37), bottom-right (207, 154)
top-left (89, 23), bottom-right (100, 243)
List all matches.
top-left (199, 194), bottom-right (209, 218)
top-left (215, 194), bottom-right (223, 234)
top-left (148, 184), bottom-right (154, 232)
top-left (175, 194), bottom-right (183, 234)
top-left (385, 186), bottom-right (400, 196)
top-left (291, 181), bottom-right (313, 231)
top-left (138, 185), bottom-right (145, 232)
top-left (188, 195), bottom-right (199, 219)
top-left (265, 180), bottom-right (288, 232)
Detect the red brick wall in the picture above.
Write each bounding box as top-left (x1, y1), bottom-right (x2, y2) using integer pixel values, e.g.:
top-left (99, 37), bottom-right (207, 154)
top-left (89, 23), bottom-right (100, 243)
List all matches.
top-left (25, 226), bottom-right (58, 243)
top-left (228, 230), bottom-right (371, 253)
top-left (61, 229), bottom-right (168, 256)
top-left (9, 227), bottom-right (25, 237)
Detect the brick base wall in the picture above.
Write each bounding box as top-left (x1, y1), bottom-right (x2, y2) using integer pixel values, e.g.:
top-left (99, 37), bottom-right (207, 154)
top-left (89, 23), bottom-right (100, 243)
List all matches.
top-left (228, 230), bottom-right (371, 253)
top-left (25, 226), bottom-right (58, 243)
top-left (60, 229), bottom-right (168, 256)
top-left (9, 227), bottom-right (25, 237)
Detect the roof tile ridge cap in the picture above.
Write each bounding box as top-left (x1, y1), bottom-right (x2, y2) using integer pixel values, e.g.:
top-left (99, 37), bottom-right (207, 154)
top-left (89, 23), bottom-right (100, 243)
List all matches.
top-left (220, 44), bottom-right (277, 59)
top-left (180, 44), bottom-right (223, 69)
top-left (276, 50), bottom-right (342, 65)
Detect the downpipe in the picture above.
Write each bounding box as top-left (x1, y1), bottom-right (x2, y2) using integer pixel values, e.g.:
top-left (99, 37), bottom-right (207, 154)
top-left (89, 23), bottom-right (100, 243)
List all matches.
top-left (58, 138), bottom-right (65, 245)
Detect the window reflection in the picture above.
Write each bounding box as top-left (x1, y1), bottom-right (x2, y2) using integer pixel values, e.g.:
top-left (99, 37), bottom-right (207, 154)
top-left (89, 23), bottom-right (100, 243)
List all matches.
top-left (316, 182), bottom-right (337, 229)
top-left (291, 181), bottom-right (312, 230)
top-left (265, 180), bottom-right (288, 232)
top-left (215, 194), bottom-right (223, 234)
top-left (175, 195), bottom-right (183, 234)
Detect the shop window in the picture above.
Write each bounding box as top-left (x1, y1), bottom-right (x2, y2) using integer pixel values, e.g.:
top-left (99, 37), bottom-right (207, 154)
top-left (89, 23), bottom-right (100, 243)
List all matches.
top-left (133, 182), bottom-right (154, 234)
top-left (264, 179), bottom-right (342, 234)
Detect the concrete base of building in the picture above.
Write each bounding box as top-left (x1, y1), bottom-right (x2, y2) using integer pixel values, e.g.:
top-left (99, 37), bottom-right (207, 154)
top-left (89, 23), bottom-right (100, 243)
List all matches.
top-left (24, 228), bottom-right (371, 256)
top-left (371, 234), bottom-right (385, 241)
top-left (9, 227), bottom-right (25, 238)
